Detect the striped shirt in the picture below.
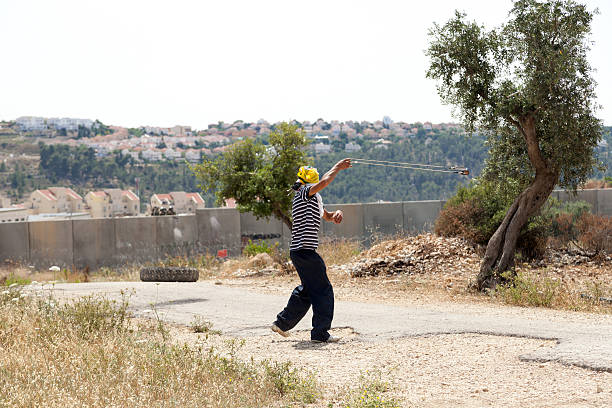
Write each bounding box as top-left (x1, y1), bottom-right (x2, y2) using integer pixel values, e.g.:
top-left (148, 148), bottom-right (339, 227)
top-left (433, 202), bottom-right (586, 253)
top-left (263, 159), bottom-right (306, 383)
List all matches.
top-left (290, 184), bottom-right (323, 251)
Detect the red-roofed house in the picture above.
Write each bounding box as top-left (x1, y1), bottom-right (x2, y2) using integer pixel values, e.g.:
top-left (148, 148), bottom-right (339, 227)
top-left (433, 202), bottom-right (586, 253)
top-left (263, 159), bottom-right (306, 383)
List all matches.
top-left (150, 192), bottom-right (205, 214)
top-left (85, 189), bottom-right (140, 218)
top-left (28, 187), bottom-right (84, 214)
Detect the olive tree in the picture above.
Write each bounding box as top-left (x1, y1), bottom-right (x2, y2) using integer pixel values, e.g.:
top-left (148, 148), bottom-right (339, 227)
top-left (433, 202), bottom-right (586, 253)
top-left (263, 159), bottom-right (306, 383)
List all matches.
top-left (426, 0), bottom-right (602, 289)
top-left (192, 122), bottom-right (310, 229)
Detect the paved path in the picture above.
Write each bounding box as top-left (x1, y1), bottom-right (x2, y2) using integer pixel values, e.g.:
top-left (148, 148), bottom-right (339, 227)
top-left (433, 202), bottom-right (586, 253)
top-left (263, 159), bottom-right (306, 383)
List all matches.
top-left (37, 281), bottom-right (612, 372)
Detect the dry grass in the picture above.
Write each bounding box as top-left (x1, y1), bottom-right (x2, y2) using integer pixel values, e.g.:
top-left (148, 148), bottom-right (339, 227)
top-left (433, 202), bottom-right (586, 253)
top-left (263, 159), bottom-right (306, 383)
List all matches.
top-left (0, 286), bottom-right (319, 407)
top-left (494, 268), bottom-right (612, 312)
top-left (318, 238), bottom-right (362, 267)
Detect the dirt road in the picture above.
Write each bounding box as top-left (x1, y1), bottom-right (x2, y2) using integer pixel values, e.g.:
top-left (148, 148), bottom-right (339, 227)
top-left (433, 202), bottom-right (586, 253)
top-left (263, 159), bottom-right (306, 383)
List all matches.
top-left (33, 281), bottom-right (612, 407)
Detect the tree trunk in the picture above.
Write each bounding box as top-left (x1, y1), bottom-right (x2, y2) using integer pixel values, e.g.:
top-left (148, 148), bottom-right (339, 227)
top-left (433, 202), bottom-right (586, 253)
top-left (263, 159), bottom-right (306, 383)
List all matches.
top-left (274, 208), bottom-right (292, 231)
top-left (476, 115), bottom-right (558, 291)
top-left (476, 170), bottom-right (557, 290)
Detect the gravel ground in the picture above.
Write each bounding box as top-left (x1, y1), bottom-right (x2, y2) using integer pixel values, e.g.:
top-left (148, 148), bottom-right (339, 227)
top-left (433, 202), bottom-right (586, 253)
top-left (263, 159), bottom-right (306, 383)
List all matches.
top-left (170, 325), bottom-right (612, 407)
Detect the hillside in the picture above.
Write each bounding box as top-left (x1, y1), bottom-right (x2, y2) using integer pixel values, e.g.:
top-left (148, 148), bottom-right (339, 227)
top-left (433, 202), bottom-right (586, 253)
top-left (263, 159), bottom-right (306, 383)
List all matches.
top-left (1, 121), bottom-right (610, 207)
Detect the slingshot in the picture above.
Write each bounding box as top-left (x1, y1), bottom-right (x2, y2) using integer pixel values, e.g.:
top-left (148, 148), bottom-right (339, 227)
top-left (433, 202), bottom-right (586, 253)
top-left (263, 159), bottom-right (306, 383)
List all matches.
top-left (349, 158), bottom-right (469, 175)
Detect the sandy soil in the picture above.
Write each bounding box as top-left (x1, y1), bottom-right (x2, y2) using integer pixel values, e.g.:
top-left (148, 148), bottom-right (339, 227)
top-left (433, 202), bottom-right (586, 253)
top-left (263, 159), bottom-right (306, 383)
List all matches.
top-left (166, 321), bottom-right (612, 407)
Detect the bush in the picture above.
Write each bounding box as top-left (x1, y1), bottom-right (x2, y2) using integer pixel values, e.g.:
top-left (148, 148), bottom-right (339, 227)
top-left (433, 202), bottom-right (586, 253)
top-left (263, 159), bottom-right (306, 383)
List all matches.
top-left (435, 180), bottom-right (548, 259)
top-left (577, 213), bottom-right (612, 254)
top-left (243, 239), bottom-right (275, 256)
top-left (435, 181), bottom-right (510, 246)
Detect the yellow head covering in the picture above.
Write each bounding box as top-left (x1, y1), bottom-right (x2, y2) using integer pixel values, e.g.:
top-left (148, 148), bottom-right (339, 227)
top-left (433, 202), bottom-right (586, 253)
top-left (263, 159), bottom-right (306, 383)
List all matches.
top-left (297, 166), bottom-right (319, 184)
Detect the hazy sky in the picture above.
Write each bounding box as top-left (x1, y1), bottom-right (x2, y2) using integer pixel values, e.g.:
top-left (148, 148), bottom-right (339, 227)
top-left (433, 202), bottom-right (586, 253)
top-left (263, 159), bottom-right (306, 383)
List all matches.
top-left (1, 0), bottom-right (610, 129)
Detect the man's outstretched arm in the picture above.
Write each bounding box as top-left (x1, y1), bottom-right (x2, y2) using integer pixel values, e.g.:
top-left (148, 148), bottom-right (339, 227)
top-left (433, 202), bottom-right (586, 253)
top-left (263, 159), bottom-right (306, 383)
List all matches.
top-left (308, 158), bottom-right (351, 197)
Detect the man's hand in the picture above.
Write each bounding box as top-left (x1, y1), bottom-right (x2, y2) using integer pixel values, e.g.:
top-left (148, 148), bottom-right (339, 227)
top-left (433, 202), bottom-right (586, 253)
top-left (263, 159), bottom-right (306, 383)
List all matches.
top-left (335, 158), bottom-right (352, 170)
top-left (332, 210), bottom-right (343, 224)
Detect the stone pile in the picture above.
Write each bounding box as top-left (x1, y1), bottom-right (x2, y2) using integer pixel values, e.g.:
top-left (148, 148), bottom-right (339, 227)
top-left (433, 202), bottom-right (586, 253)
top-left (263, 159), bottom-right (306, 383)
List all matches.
top-left (337, 233), bottom-right (480, 277)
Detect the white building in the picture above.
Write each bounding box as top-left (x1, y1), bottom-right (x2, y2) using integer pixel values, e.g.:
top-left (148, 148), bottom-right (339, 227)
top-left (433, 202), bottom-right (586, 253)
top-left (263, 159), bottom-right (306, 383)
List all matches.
top-left (345, 142), bottom-right (361, 153)
top-left (47, 117), bottom-right (93, 131)
top-left (150, 192), bottom-right (205, 214)
top-left (28, 187), bottom-right (84, 214)
top-left (185, 150), bottom-right (201, 163)
top-left (142, 149), bottom-right (162, 161)
top-left (313, 143), bottom-right (331, 154)
top-left (15, 116), bottom-right (46, 131)
top-left (163, 148), bottom-right (181, 160)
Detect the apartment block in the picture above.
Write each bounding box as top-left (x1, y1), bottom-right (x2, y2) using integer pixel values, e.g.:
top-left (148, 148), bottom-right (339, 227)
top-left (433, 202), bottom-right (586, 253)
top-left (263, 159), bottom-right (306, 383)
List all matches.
top-left (28, 187), bottom-right (84, 214)
top-left (85, 189), bottom-right (140, 218)
top-left (150, 192), bottom-right (205, 214)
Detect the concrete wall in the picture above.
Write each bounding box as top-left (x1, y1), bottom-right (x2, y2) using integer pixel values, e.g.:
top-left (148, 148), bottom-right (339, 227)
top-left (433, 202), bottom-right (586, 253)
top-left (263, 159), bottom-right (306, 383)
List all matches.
top-left (239, 212), bottom-right (284, 248)
top-left (3, 190), bottom-right (612, 270)
top-left (156, 215), bottom-right (198, 257)
top-left (403, 200), bottom-right (445, 233)
top-left (197, 208), bottom-right (241, 257)
top-left (363, 202), bottom-right (404, 241)
top-left (28, 220), bottom-right (73, 267)
top-left (597, 189), bottom-right (612, 216)
top-left (73, 218), bottom-right (116, 270)
top-left (321, 203), bottom-right (365, 240)
top-left (0, 222), bottom-right (29, 263)
top-left (115, 216), bottom-right (157, 264)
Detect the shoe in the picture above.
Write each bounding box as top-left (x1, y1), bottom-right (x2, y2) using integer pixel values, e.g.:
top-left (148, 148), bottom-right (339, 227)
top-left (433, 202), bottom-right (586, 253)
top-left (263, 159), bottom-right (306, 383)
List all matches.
top-left (311, 335), bottom-right (341, 343)
top-left (271, 324), bottom-right (290, 338)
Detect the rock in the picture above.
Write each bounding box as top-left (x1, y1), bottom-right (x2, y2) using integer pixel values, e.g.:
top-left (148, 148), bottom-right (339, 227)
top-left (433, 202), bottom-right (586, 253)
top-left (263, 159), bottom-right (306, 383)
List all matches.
top-left (246, 253), bottom-right (275, 269)
top-left (346, 233), bottom-right (480, 278)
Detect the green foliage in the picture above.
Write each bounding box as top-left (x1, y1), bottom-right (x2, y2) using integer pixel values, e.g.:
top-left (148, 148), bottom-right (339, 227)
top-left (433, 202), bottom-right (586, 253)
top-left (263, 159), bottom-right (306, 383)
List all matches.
top-left (1, 275), bottom-right (31, 286)
top-left (313, 127), bottom-right (487, 203)
top-left (243, 239), bottom-right (275, 256)
top-left (36, 293), bottom-right (130, 340)
top-left (1, 292), bottom-right (322, 407)
top-left (435, 179), bottom-right (549, 258)
top-left (263, 361), bottom-right (319, 403)
top-left (427, 0), bottom-right (602, 194)
top-left (34, 142), bottom-right (215, 207)
top-left (189, 316), bottom-right (220, 335)
top-left (435, 180), bottom-right (517, 245)
top-left (341, 370), bottom-right (399, 408)
top-left (192, 122), bottom-right (310, 227)
top-left (128, 127), bottom-right (145, 138)
top-left (92, 119), bottom-right (112, 136)
top-left (76, 125), bottom-right (92, 139)
top-left (540, 198), bottom-right (591, 240)
top-left (496, 270), bottom-right (560, 307)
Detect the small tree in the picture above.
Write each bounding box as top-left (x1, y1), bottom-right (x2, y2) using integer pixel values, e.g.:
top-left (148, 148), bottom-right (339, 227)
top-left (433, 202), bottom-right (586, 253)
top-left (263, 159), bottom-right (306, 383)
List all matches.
top-left (192, 122), bottom-right (310, 229)
top-left (426, 0), bottom-right (602, 289)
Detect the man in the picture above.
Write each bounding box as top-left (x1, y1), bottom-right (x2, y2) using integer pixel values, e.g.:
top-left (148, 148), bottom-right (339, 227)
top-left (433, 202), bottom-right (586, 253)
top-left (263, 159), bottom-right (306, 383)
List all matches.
top-left (271, 158), bottom-right (352, 343)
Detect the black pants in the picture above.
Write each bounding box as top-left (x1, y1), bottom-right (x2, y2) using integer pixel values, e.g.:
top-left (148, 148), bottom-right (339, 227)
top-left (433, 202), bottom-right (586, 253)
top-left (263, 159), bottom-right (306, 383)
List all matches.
top-left (274, 249), bottom-right (334, 341)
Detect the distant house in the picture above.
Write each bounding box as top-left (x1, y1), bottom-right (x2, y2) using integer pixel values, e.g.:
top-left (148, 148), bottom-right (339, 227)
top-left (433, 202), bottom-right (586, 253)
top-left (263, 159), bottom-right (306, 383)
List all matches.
top-left (150, 192), bottom-right (205, 214)
top-left (345, 142), bottom-right (361, 153)
top-left (85, 189), bottom-right (140, 218)
top-left (163, 148), bottom-right (181, 160)
top-left (374, 138), bottom-right (392, 150)
top-left (28, 187), bottom-right (84, 214)
top-left (223, 198), bottom-right (237, 208)
top-left (84, 191), bottom-right (110, 218)
top-left (15, 116), bottom-right (46, 131)
top-left (313, 143), bottom-right (331, 154)
top-left (142, 149), bottom-right (162, 161)
top-left (185, 149), bottom-right (201, 163)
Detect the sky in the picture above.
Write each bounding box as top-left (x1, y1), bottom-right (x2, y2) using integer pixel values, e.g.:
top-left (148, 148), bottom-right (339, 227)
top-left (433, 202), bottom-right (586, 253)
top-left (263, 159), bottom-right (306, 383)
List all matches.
top-left (1, 0), bottom-right (611, 129)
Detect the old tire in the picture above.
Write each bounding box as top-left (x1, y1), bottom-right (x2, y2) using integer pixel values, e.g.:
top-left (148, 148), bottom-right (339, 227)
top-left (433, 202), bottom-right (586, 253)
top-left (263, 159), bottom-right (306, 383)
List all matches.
top-left (140, 267), bottom-right (199, 282)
